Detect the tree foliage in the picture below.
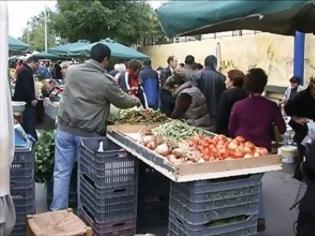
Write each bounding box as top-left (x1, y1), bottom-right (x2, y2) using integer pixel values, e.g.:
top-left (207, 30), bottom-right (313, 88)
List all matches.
top-left (53, 0), bottom-right (165, 45)
top-left (21, 9), bottom-right (62, 51)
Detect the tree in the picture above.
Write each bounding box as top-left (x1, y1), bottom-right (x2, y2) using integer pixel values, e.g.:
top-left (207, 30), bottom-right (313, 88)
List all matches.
top-left (53, 0), bottom-right (165, 46)
top-left (21, 9), bottom-right (62, 51)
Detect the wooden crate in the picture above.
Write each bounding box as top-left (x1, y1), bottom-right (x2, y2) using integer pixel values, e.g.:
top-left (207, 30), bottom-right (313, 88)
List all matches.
top-left (26, 209), bottom-right (92, 236)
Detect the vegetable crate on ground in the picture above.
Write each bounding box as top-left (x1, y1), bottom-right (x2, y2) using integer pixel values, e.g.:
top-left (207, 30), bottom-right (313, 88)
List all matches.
top-left (10, 142), bottom-right (35, 236)
top-left (78, 137), bottom-right (138, 236)
top-left (137, 162), bottom-right (170, 227)
top-left (168, 174), bottom-right (262, 236)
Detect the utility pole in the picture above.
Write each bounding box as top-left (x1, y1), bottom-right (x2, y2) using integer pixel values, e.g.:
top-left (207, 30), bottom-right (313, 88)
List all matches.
top-left (44, 6), bottom-right (48, 51)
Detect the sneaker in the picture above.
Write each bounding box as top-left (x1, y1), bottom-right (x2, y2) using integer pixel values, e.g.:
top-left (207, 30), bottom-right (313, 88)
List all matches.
top-left (257, 218), bottom-right (266, 232)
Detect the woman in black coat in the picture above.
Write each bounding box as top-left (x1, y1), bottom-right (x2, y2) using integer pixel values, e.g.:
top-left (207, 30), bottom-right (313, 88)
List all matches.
top-left (284, 77), bottom-right (315, 180)
top-left (216, 69), bottom-right (248, 135)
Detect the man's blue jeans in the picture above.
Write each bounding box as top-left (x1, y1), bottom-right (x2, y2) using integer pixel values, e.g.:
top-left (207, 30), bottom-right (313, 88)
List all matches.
top-left (50, 129), bottom-right (82, 211)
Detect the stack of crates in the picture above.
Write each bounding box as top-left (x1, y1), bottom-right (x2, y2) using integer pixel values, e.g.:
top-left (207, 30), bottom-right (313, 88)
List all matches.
top-left (169, 174), bottom-right (262, 236)
top-left (137, 162), bottom-right (170, 228)
top-left (78, 137), bottom-right (138, 236)
top-left (10, 137), bottom-right (35, 236)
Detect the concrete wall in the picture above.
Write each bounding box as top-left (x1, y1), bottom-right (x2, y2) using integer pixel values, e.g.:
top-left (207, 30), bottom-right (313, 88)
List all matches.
top-left (140, 33), bottom-right (315, 87)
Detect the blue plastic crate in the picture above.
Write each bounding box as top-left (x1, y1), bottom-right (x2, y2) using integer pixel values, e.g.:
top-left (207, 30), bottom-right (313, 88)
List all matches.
top-left (79, 208), bottom-right (136, 236)
top-left (168, 208), bottom-right (258, 236)
top-left (80, 137), bottom-right (138, 188)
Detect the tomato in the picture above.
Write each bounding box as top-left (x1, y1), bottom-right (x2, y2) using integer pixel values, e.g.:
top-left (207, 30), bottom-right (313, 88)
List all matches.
top-left (234, 151), bottom-right (244, 159)
top-left (228, 142), bottom-right (238, 150)
top-left (203, 155), bottom-right (210, 161)
top-left (201, 140), bottom-right (209, 147)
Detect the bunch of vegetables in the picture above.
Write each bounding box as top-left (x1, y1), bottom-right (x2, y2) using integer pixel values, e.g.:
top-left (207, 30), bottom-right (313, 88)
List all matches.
top-left (35, 130), bottom-right (55, 183)
top-left (115, 109), bottom-right (169, 124)
top-left (138, 129), bottom-right (202, 165)
top-left (153, 120), bottom-right (205, 141)
top-left (187, 134), bottom-right (269, 161)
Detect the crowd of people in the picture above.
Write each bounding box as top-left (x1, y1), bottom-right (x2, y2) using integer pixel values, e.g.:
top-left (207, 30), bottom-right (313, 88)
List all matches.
top-left (10, 42), bottom-right (315, 234)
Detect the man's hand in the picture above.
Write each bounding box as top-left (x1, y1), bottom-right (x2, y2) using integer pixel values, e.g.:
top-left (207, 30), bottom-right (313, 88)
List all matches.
top-left (31, 99), bottom-right (38, 107)
top-left (293, 116), bottom-right (309, 126)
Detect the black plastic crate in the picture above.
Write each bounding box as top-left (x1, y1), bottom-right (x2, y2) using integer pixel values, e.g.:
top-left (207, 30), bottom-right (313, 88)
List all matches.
top-left (10, 222), bottom-right (26, 236)
top-left (138, 162), bottom-right (170, 197)
top-left (15, 204), bottom-right (36, 224)
top-left (168, 208), bottom-right (258, 236)
top-left (10, 174), bottom-right (34, 190)
top-left (170, 175), bottom-right (261, 225)
top-left (11, 187), bottom-right (35, 206)
top-left (171, 175), bottom-right (262, 201)
top-left (80, 137), bottom-right (138, 188)
top-left (81, 176), bottom-right (137, 206)
top-left (80, 185), bottom-right (137, 222)
top-left (79, 208), bottom-right (136, 236)
top-left (11, 147), bottom-right (34, 176)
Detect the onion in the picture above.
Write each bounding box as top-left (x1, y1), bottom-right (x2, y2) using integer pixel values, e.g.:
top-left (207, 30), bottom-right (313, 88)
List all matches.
top-left (142, 135), bottom-right (155, 145)
top-left (172, 148), bottom-right (183, 158)
top-left (155, 143), bottom-right (170, 156)
top-left (146, 141), bottom-right (157, 150)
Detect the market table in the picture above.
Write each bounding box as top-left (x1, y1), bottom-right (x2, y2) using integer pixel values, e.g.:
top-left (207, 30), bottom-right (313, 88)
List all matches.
top-left (107, 124), bottom-right (282, 183)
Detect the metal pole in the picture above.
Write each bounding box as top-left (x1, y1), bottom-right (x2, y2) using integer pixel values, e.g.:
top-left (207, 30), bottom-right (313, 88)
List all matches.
top-left (44, 7), bottom-right (48, 52)
top-left (293, 31), bottom-right (305, 85)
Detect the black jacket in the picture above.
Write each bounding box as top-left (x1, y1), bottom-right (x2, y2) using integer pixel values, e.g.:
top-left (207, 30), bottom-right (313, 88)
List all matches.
top-left (216, 87), bottom-right (248, 135)
top-left (160, 66), bottom-right (172, 87)
top-left (159, 88), bottom-right (175, 117)
top-left (13, 64), bottom-right (35, 105)
top-left (284, 87), bottom-right (315, 144)
top-left (196, 67), bottom-right (226, 125)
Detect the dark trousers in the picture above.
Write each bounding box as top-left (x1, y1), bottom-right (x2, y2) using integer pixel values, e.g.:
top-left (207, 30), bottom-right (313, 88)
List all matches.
top-left (297, 211), bottom-right (315, 236)
top-left (22, 105), bottom-right (37, 140)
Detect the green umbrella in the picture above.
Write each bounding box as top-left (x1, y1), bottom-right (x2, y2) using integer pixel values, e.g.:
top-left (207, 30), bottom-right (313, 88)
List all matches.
top-left (156, 0), bottom-right (315, 37)
top-left (68, 38), bottom-right (149, 60)
top-left (33, 51), bottom-right (71, 60)
top-left (48, 40), bottom-right (90, 56)
top-left (9, 36), bottom-right (29, 52)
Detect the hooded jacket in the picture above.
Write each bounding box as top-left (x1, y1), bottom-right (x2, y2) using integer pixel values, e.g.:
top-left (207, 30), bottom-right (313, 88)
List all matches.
top-left (58, 59), bottom-right (139, 136)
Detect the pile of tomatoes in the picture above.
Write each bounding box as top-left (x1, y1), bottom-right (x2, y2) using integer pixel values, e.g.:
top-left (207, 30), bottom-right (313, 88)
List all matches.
top-left (187, 134), bottom-right (269, 161)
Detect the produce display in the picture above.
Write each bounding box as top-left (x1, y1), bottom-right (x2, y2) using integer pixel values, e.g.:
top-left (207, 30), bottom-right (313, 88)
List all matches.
top-left (153, 120), bottom-right (205, 141)
top-left (115, 109), bottom-right (170, 124)
top-left (187, 134), bottom-right (269, 161)
top-left (138, 121), bottom-right (269, 165)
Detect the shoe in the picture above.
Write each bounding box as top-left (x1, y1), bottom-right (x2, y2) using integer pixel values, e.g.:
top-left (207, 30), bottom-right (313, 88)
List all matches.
top-left (257, 218), bottom-right (266, 232)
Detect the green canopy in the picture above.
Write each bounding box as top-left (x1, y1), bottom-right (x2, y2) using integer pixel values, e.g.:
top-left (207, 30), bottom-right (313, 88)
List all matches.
top-left (48, 40), bottom-right (90, 56)
top-left (9, 36), bottom-right (29, 52)
top-left (33, 51), bottom-right (71, 60)
top-left (156, 0), bottom-right (315, 37)
top-left (68, 38), bottom-right (149, 60)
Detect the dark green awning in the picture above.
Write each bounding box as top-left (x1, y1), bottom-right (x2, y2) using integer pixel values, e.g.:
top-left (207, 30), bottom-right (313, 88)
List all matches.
top-left (68, 38), bottom-right (149, 60)
top-left (9, 36), bottom-right (29, 52)
top-left (156, 0), bottom-right (315, 37)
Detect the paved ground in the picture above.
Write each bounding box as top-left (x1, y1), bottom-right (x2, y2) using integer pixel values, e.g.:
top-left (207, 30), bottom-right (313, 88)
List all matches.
top-left (36, 164), bottom-right (304, 236)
